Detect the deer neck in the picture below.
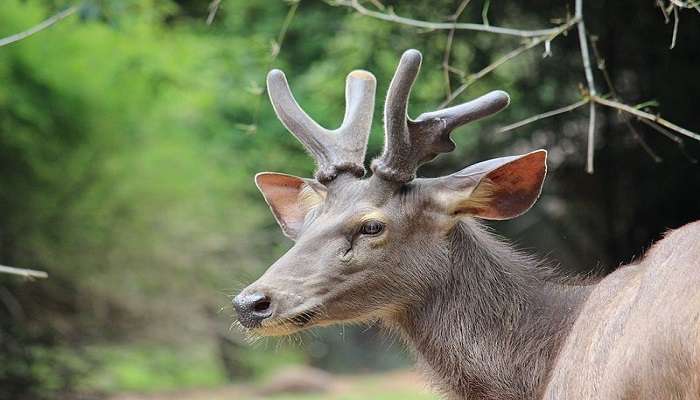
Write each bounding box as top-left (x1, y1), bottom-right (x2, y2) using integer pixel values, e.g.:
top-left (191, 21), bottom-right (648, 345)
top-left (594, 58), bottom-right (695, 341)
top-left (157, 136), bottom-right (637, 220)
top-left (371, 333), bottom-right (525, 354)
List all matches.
top-left (390, 221), bottom-right (592, 400)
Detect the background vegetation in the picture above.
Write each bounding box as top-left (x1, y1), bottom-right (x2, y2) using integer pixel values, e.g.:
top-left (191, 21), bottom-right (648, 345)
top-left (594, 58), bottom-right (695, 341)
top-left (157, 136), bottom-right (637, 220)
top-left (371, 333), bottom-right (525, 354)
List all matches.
top-left (0, 1), bottom-right (698, 399)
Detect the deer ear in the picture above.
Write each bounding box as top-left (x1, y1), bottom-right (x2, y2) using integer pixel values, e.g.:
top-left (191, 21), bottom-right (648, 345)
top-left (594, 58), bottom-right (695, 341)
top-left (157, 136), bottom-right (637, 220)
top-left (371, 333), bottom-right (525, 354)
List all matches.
top-left (434, 150), bottom-right (547, 220)
top-left (255, 172), bottom-right (327, 240)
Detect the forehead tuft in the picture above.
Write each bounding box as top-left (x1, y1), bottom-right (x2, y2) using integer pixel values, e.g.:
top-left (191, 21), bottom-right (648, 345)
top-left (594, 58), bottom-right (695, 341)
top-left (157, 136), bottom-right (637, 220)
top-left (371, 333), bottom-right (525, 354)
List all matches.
top-left (327, 178), bottom-right (368, 199)
top-left (320, 178), bottom-right (392, 212)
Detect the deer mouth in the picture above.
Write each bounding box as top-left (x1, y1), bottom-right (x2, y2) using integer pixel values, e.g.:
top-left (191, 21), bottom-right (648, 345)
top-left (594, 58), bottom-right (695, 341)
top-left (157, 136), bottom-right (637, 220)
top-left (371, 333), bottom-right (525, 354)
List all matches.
top-left (251, 307), bottom-right (321, 336)
top-left (290, 309), bottom-right (318, 327)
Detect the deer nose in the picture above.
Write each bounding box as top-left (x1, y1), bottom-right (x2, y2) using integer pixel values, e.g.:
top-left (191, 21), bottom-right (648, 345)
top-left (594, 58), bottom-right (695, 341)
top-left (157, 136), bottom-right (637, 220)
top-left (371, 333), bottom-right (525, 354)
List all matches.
top-left (233, 292), bottom-right (272, 328)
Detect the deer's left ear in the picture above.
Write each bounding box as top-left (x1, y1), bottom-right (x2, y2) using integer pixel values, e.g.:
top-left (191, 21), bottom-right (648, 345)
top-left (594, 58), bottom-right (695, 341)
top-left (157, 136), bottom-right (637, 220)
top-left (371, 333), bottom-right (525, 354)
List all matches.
top-left (255, 172), bottom-right (327, 240)
top-left (431, 150), bottom-right (547, 220)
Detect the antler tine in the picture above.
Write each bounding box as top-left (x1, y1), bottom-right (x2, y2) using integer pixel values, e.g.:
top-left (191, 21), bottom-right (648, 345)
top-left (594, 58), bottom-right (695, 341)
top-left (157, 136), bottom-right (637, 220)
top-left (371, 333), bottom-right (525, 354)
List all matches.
top-left (335, 70), bottom-right (376, 178)
top-left (383, 49), bottom-right (422, 148)
top-left (418, 91), bottom-right (511, 133)
top-left (267, 69), bottom-right (376, 184)
top-left (371, 49), bottom-right (511, 183)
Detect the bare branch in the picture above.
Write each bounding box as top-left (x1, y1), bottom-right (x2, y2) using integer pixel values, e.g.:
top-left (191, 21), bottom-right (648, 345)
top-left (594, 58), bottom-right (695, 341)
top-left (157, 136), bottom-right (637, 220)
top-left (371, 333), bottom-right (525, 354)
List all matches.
top-left (497, 99), bottom-right (589, 133)
top-left (575, 0), bottom-right (598, 174)
top-left (442, 0), bottom-right (471, 99)
top-left (0, 5), bottom-right (78, 48)
top-left (207, 0), bottom-right (223, 25)
top-left (440, 17), bottom-right (579, 108)
top-left (481, 0), bottom-right (491, 26)
top-left (626, 119), bottom-right (663, 162)
top-left (441, 42), bottom-right (535, 108)
top-left (446, 65), bottom-right (466, 75)
top-left (584, 101), bottom-right (596, 173)
top-left (638, 117), bottom-right (683, 144)
top-left (272, 0), bottom-right (300, 57)
top-left (448, 0), bottom-right (472, 20)
top-left (330, 0), bottom-right (698, 173)
top-left (334, 0), bottom-right (568, 38)
top-left (443, 28), bottom-right (457, 97)
top-left (368, 0), bottom-right (386, 10)
top-left (249, 0), bottom-right (300, 133)
top-left (638, 118), bottom-right (697, 163)
top-left (670, 5), bottom-right (680, 48)
top-left (0, 265), bottom-right (48, 279)
top-left (657, 0), bottom-right (671, 22)
top-left (591, 95), bottom-right (700, 142)
top-left (589, 36), bottom-right (661, 162)
top-left (669, 0), bottom-right (700, 10)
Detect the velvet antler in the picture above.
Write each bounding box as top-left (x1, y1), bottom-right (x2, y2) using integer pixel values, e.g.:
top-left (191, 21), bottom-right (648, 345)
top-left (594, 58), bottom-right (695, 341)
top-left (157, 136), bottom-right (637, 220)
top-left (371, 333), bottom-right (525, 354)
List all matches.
top-left (267, 69), bottom-right (376, 184)
top-left (371, 49), bottom-right (511, 183)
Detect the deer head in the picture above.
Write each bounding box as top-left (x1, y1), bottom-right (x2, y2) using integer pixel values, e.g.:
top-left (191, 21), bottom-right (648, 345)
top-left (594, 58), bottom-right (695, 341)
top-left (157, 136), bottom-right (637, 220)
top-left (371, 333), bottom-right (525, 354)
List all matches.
top-left (234, 49), bottom-right (547, 336)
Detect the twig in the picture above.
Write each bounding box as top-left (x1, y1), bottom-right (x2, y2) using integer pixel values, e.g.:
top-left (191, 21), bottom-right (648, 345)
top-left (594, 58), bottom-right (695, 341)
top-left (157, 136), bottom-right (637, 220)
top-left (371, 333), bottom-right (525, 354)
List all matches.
top-left (331, 0), bottom-right (697, 171)
top-left (249, 0), bottom-right (300, 133)
top-left (497, 99), bottom-right (589, 133)
top-left (446, 65), bottom-right (466, 75)
top-left (274, 0), bottom-right (300, 57)
top-left (625, 119), bottom-right (663, 162)
top-left (657, 0), bottom-right (671, 22)
top-left (439, 17), bottom-right (579, 108)
top-left (481, 0), bottom-right (491, 26)
top-left (0, 5), bottom-right (78, 48)
top-left (575, 0), bottom-right (597, 174)
top-left (443, 27), bottom-right (457, 97)
top-left (0, 265), bottom-right (48, 279)
top-left (638, 117), bottom-right (683, 144)
top-left (448, 0), bottom-right (472, 20)
top-left (670, 5), bottom-right (680, 48)
top-left (589, 36), bottom-right (661, 162)
top-left (334, 0), bottom-right (569, 38)
top-left (670, 0), bottom-right (700, 10)
top-left (591, 95), bottom-right (700, 142)
top-left (368, 0), bottom-right (386, 10)
top-left (442, 0), bottom-right (471, 99)
top-left (638, 118), bottom-right (697, 163)
top-left (207, 0), bottom-right (223, 25)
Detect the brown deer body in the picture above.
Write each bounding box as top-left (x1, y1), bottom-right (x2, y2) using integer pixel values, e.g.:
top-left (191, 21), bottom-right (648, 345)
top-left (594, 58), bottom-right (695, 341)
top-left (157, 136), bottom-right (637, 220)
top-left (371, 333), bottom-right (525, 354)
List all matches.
top-left (546, 223), bottom-right (700, 399)
top-left (234, 49), bottom-right (700, 399)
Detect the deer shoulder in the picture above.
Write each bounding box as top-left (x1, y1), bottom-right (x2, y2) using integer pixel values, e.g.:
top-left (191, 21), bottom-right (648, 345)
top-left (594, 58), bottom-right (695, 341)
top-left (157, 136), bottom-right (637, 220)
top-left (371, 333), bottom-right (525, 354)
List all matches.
top-left (545, 220), bottom-right (700, 399)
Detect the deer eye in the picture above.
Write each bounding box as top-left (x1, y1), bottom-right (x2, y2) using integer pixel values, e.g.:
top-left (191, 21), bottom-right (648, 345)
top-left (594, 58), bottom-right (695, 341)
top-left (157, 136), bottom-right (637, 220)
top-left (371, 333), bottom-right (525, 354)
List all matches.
top-left (359, 220), bottom-right (384, 236)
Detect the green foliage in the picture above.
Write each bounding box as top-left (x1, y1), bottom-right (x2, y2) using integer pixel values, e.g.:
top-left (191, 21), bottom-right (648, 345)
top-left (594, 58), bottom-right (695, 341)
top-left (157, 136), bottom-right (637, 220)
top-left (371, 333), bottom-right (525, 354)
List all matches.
top-left (28, 346), bottom-right (93, 397)
top-left (79, 344), bottom-right (228, 393)
top-left (0, 0), bottom-right (291, 396)
top-left (0, 0), bottom-right (275, 318)
top-left (26, 342), bottom-right (310, 395)
top-left (240, 344), bottom-right (307, 380)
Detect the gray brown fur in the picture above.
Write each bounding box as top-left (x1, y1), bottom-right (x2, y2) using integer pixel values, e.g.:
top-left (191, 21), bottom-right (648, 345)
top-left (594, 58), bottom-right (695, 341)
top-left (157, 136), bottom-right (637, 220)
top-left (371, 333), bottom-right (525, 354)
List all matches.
top-left (235, 49), bottom-right (700, 400)
top-left (544, 222), bottom-right (700, 400)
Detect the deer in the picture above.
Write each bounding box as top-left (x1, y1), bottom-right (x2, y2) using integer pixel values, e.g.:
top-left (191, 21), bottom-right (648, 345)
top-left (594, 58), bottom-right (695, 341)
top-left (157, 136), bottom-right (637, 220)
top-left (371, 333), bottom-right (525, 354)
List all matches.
top-left (233, 49), bottom-right (700, 400)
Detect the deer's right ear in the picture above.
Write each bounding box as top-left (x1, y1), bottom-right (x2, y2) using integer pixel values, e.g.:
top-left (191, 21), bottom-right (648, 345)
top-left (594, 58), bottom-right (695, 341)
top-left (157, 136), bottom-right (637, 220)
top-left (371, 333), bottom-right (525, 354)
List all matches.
top-left (431, 150), bottom-right (547, 221)
top-left (255, 173), bottom-right (327, 240)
